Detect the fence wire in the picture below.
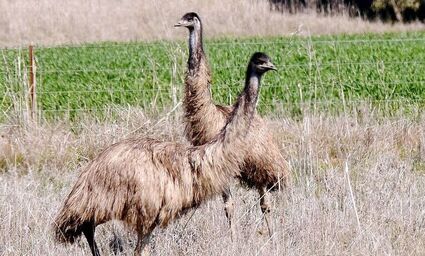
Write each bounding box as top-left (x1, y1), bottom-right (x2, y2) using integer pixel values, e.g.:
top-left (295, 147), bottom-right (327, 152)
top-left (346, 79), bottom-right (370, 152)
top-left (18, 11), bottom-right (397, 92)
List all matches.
top-left (2, 36), bottom-right (425, 51)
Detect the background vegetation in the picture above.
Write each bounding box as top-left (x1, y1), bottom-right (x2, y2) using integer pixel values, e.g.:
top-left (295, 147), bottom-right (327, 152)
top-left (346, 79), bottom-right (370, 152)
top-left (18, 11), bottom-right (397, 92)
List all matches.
top-left (1, 31), bottom-right (425, 121)
top-left (269, 0), bottom-right (425, 22)
top-left (1, 0), bottom-right (423, 47)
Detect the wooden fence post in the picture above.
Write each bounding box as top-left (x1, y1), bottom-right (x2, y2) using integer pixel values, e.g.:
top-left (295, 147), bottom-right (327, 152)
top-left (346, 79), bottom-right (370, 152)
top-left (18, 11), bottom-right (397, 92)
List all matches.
top-left (29, 44), bottom-right (37, 121)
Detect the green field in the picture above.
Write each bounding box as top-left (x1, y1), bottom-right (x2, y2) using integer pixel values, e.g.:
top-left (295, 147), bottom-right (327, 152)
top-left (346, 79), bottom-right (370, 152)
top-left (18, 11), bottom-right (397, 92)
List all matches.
top-left (1, 32), bottom-right (425, 119)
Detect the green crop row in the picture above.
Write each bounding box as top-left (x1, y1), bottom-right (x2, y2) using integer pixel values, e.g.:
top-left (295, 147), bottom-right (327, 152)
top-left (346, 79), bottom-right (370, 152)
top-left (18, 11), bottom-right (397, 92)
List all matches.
top-left (1, 31), bottom-right (425, 119)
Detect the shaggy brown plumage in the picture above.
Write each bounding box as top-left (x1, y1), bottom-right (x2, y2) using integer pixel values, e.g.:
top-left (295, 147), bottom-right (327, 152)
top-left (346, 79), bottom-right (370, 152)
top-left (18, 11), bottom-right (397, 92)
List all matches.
top-left (175, 12), bottom-right (290, 237)
top-left (53, 52), bottom-right (277, 255)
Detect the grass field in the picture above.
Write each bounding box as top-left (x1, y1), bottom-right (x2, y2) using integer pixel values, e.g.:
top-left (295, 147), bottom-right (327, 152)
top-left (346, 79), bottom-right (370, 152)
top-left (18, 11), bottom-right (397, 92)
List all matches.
top-left (1, 31), bottom-right (425, 120)
top-left (2, 109), bottom-right (425, 255)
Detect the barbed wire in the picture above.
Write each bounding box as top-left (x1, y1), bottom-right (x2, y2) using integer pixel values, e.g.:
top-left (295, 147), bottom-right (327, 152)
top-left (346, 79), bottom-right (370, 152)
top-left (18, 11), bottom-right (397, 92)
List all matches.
top-left (2, 36), bottom-right (424, 51)
top-left (206, 37), bottom-right (425, 45)
top-left (6, 98), bottom-right (422, 114)
top-left (0, 59), bottom-right (423, 76)
top-left (3, 81), bottom-right (425, 97)
top-left (17, 80), bottom-right (422, 95)
top-left (30, 60), bottom-right (425, 74)
top-left (36, 88), bottom-right (171, 94)
top-left (0, 36), bottom-right (425, 50)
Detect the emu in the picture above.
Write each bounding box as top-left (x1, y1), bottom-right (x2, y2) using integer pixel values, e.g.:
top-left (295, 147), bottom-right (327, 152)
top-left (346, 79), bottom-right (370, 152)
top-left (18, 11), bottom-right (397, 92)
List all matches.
top-left (175, 12), bottom-right (290, 238)
top-left (53, 53), bottom-right (278, 256)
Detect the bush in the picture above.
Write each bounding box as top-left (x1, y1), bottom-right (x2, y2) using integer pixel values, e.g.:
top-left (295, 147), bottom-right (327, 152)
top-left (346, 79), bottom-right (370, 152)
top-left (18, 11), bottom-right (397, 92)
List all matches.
top-left (268, 0), bottom-right (425, 22)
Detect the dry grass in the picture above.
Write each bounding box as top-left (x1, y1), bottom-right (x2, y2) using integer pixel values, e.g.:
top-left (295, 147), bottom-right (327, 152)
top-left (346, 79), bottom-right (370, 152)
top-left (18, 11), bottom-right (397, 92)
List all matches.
top-left (1, 106), bottom-right (425, 255)
top-left (1, 0), bottom-right (424, 47)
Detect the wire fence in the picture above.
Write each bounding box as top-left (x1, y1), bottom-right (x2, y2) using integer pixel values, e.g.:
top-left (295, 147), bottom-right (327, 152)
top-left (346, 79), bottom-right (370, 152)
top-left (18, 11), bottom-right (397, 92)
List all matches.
top-left (3, 36), bottom-right (425, 50)
top-left (0, 60), bottom-right (419, 74)
top-left (1, 36), bottom-right (425, 122)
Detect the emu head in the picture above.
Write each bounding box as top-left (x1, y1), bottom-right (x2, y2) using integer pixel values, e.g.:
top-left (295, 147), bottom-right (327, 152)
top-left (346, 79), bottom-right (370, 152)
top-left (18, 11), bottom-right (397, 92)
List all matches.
top-left (249, 52), bottom-right (277, 75)
top-left (174, 12), bottom-right (202, 31)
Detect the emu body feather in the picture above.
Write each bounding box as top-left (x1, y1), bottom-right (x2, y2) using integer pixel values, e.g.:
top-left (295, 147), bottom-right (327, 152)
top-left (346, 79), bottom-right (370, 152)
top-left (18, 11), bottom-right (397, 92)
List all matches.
top-left (54, 52), bottom-right (276, 255)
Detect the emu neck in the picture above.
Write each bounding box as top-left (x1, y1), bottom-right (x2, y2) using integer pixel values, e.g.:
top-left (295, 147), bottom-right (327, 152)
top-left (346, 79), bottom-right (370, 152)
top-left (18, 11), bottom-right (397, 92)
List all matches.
top-left (243, 66), bottom-right (261, 108)
top-left (223, 66), bottom-right (260, 141)
top-left (188, 26), bottom-right (204, 72)
top-left (191, 65), bottom-right (262, 202)
top-left (184, 24), bottom-right (218, 145)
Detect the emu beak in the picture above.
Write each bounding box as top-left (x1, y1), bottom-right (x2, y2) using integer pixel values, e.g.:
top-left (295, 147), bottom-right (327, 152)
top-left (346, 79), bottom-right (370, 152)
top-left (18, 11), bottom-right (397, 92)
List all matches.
top-left (269, 63), bottom-right (277, 71)
top-left (174, 20), bottom-right (184, 27)
top-left (261, 62), bottom-right (277, 71)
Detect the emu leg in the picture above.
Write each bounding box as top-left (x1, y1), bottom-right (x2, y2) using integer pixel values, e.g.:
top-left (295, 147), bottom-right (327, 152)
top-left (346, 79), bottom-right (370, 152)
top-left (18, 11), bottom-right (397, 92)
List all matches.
top-left (259, 187), bottom-right (273, 237)
top-left (109, 227), bottom-right (124, 255)
top-left (82, 221), bottom-right (100, 256)
top-left (134, 225), bottom-right (155, 256)
top-left (222, 187), bottom-right (235, 241)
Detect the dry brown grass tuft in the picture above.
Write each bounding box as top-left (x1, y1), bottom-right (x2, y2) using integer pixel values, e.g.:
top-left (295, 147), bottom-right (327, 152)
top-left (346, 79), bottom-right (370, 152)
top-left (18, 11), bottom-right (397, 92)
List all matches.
top-left (2, 107), bottom-right (425, 255)
top-left (0, 0), bottom-right (424, 47)
top-left (0, 106), bottom-right (184, 174)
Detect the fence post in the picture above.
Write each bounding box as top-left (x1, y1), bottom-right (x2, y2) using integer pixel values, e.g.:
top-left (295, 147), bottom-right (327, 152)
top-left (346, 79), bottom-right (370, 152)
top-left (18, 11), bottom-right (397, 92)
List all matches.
top-left (29, 44), bottom-right (37, 121)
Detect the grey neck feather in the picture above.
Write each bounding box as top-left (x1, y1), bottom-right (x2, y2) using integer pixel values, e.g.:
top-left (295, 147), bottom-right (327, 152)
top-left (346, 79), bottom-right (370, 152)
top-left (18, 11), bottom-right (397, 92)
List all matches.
top-left (245, 75), bottom-right (260, 107)
top-left (188, 23), bottom-right (204, 72)
top-left (244, 65), bottom-right (261, 109)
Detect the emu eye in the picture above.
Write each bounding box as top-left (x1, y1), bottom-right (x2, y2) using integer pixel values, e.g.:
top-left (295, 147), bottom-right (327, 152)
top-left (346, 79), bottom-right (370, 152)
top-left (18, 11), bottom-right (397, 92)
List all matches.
top-left (254, 60), bottom-right (265, 66)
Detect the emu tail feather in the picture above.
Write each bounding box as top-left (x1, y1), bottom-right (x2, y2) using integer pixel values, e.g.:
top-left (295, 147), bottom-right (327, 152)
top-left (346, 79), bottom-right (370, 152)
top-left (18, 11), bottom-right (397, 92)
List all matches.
top-left (53, 207), bottom-right (89, 244)
top-left (53, 174), bottom-right (94, 244)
